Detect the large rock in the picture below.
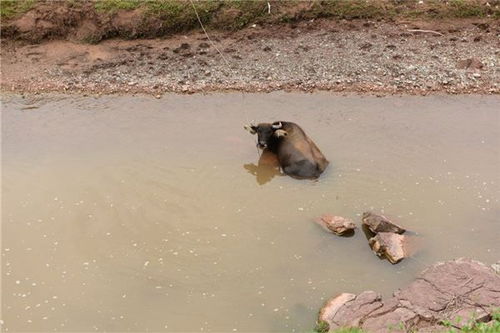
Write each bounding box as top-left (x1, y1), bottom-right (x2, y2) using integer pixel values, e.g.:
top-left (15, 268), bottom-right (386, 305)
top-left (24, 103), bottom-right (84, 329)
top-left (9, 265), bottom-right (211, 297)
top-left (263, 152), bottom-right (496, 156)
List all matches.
top-left (315, 215), bottom-right (357, 235)
top-left (317, 258), bottom-right (500, 332)
top-left (319, 291), bottom-right (382, 330)
top-left (369, 232), bottom-right (408, 264)
top-left (444, 307), bottom-right (490, 329)
top-left (362, 212), bottom-right (406, 234)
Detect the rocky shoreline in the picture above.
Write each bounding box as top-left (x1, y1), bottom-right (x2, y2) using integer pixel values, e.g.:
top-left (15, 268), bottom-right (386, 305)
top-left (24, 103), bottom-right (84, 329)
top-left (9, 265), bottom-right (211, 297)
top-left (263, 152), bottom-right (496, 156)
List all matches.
top-left (1, 18), bottom-right (499, 95)
top-left (318, 258), bottom-right (500, 333)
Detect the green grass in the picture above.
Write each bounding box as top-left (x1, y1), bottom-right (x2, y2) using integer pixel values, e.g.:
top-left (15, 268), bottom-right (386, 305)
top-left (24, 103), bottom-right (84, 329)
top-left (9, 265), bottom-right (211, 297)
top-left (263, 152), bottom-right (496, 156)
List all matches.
top-left (442, 309), bottom-right (500, 333)
top-left (0, 0), bottom-right (35, 20)
top-left (94, 0), bottom-right (141, 12)
top-left (2, 0), bottom-right (499, 42)
top-left (314, 320), bottom-right (330, 333)
top-left (220, 0), bottom-right (269, 30)
top-left (448, 0), bottom-right (490, 18)
top-left (312, 320), bottom-right (365, 333)
top-left (145, 0), bottom-right (221, 33)
top-left (313, 310), bottom-right (500, 333)
top-left (331, 328), bottom-right (365, 333)
top-left (3, 1), bottom-right (498, 24)
top-left (91, 0), bottom-right (499, 25)
top-left (309, 0), bottom-right (394, 20)
top-left (3, 0), bottom-right (499, 23)
top-left (405, 0), bottom-right (497, 19)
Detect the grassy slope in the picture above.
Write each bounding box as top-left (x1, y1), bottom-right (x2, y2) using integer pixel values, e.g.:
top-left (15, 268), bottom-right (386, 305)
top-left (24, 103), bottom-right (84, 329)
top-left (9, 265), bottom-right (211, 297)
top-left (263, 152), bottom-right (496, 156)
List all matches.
top-left (2, 0), bottom-right (499, 23)
top-left (96, 0), bottom-right (500, 24)
top-left (0, 0), bottom-right (35, 19)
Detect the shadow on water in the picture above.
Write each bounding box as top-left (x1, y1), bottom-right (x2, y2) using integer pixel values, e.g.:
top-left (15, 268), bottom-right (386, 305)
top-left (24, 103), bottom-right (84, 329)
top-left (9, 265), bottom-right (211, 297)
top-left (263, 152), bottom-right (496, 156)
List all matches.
top-left (337, 229), bottom-right (356, 238)
top-left (243, 148), bottom-right (282, 185)
top-left (361, 224), bottom-right (376, 241)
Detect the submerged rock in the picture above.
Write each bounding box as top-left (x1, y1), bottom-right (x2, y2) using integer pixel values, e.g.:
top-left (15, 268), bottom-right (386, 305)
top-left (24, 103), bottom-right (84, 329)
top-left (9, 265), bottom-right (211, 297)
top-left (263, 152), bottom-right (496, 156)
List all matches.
top-left (315, 215), bottom-right (356, 235)
top-left (362, 212), bottom-right (406, 234)
top-left (317, 258), bottom-right (500, 332)
top-left (368, 232), bottom-right (408, 264)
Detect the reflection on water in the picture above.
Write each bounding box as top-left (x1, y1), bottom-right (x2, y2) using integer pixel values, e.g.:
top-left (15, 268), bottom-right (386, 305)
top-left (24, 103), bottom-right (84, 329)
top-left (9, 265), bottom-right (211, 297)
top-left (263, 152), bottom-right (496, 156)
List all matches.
top-left (1, 93), bottom-right (499, 332)
top-left (243, 149), bottom-right (282, 185)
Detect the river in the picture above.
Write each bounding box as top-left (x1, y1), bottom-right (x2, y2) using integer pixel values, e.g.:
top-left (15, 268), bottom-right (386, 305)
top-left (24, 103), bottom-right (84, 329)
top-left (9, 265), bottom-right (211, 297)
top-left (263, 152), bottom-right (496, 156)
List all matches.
top-left (2, 93), bottom-right (499, 332)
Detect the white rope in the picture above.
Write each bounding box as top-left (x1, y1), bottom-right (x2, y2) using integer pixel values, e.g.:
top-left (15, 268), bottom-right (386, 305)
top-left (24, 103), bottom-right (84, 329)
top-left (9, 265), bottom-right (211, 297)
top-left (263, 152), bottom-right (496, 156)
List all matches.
top-left (189, 0), bottom-right (252, 126)
top-left (189, 0), bottom-right (231, 68)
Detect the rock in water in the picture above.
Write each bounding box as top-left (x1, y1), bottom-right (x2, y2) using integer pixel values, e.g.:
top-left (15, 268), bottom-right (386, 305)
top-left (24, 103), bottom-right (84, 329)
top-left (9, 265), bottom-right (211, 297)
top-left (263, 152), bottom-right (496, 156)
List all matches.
top-left (362, 212), bottom-right (406, 234)
top-left (369, 232), bottom-right (407, 264)
top-left (315, 215), bottom-right (356, 235)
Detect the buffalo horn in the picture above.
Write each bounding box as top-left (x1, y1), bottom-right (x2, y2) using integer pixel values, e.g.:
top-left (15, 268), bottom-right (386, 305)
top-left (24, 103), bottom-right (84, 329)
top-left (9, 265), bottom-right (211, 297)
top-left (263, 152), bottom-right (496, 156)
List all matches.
top-left (272, 121), bottom-right (282, 129)
top-left (244, 124), bottom-right (256, 134)
top-left (274, 129), bottom-right (288, 138)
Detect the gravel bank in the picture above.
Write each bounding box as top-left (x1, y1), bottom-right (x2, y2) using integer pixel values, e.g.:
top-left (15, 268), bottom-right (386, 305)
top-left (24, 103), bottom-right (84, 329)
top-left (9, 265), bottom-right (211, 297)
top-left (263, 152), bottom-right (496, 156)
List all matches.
top-left (1, 19), bottom-right (499, 95)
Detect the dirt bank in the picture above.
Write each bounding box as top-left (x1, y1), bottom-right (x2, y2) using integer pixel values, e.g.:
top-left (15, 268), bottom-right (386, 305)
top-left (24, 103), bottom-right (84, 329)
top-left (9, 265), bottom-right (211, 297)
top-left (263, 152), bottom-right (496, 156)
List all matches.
top-left (2, 1), bottom-right (499, 43)
top-left (2, 17), bottom-right (499, 95)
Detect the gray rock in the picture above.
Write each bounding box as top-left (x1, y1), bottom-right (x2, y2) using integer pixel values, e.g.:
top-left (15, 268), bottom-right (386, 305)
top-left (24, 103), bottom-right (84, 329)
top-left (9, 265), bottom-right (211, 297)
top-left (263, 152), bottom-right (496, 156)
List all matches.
top-left (315, 215), bottom-right (357, 235)
top-left (318, 258), bottom-right (500, 332)
top-left (318, 292), bottom-right (356, 331)
top-left (362, 212), bottom-right (406, 234)
top-left (363, 307), bottom-right (418, 333)
top-left (416, 325), bottom-right (448, 332)
top-left (444, 307), bottom-right (490, 329)
top-left (369, 232), bottom-right (408, 264)
top-left (319, 291), bottom-right (382, 330)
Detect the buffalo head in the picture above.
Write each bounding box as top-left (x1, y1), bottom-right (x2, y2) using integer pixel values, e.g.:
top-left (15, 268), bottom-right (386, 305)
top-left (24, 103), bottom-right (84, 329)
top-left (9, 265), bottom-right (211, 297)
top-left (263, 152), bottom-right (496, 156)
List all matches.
top-left (244, 122), bottom-right (287, 148)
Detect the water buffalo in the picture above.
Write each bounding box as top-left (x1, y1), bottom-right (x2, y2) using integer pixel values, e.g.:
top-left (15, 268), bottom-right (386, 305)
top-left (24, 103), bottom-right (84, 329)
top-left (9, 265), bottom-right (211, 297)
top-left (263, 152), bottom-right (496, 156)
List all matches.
top-left (244, 121), bottom-right (329, 179)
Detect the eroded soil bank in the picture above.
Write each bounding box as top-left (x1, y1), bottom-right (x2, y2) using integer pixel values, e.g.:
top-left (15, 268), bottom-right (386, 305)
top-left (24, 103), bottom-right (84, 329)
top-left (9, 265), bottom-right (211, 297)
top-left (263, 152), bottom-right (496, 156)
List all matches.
top-left (1, 18), bottom-right (499, 95)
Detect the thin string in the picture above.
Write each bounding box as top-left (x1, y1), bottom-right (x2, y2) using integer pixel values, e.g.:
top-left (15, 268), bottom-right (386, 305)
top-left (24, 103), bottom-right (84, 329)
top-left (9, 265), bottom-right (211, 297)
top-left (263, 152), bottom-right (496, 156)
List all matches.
top-left (189, 0), bottom-right (254, 137)
top-left (189, 0), bottom-right (231, 68)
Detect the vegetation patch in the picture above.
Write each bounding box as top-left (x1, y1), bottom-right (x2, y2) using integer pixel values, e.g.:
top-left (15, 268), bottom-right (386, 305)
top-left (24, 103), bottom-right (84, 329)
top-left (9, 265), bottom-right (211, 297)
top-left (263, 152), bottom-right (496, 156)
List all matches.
top-left (89, 0), bottom-right (499, 23)
top-left (94, 0), bottom-right (141, 12)
top-left (442, 309), bottom-right (500, 333)
top-left (2, 0), bottom-right (499, 42)
top-left (0, 0), bottom-right (35, 20)
top-left (313, 320), bottom-right (365, 333)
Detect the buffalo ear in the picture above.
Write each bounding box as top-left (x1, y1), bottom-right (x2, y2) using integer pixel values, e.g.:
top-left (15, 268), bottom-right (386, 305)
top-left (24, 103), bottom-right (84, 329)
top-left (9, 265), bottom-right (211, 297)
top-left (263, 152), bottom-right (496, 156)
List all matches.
top-left (271, 121), bottom-right (282, 129)
top-left (274, 129), bottom-right (288, 138)
top-left (244, 124), bottom-right (257, 135)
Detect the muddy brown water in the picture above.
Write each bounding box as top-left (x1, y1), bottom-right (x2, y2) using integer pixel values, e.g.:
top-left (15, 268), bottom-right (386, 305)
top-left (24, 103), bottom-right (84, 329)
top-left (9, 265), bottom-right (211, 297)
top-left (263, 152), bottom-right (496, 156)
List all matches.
top-left (2, 93), bottom-right (499, 332)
